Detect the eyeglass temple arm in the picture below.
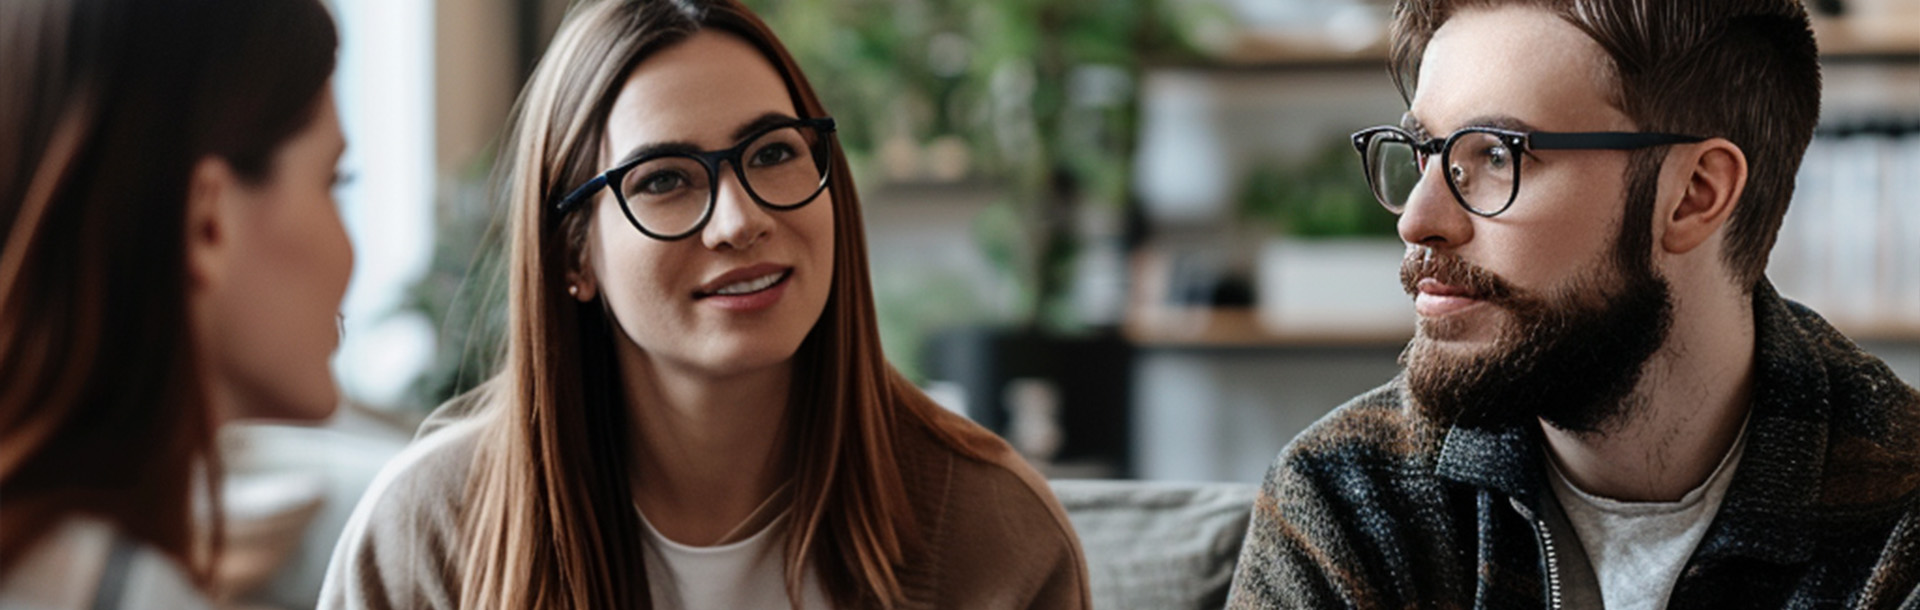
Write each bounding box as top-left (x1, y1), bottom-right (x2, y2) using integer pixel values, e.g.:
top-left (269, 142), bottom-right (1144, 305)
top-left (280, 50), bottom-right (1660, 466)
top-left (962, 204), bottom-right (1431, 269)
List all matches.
top-left (1529, 132), bottom-right (1707, 150)
top-left (555, 175), bottom-right (608, 213)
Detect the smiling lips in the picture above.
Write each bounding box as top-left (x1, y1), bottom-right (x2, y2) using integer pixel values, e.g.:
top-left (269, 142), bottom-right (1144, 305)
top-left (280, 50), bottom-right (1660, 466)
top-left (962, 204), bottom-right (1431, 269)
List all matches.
top-left (694, 263), bottom-right (793, 311)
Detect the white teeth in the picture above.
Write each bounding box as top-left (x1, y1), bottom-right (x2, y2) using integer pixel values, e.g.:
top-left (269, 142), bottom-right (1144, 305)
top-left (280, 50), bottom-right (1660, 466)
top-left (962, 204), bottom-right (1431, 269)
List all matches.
top-left (712, 272), bottom-right (783, 296)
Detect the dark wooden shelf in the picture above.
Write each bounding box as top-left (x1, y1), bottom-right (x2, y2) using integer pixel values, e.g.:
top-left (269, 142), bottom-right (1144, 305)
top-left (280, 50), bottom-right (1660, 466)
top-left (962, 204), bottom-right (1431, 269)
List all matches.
top-left (1126, 306), bottom-right (1412, 349)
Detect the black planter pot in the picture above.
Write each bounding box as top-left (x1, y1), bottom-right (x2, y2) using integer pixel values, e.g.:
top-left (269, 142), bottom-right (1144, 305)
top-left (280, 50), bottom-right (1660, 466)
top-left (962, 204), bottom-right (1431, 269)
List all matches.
top-left (921, 327), bottom-right (1133, 478)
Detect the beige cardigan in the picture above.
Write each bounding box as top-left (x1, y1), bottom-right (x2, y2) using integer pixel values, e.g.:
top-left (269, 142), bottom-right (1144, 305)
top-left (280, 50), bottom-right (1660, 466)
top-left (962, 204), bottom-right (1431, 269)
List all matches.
top-left (319, 393), bottom-right (1090, 610)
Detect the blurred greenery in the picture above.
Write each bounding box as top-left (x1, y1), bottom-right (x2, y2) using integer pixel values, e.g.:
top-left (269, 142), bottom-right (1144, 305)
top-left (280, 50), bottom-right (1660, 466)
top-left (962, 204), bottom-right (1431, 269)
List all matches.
top-left (400, 155), bottom-right (508, 412)
top-left (1238, 138), bottom-right (1398, 238)
top-left (745, 0), bottom-right (1201, 333)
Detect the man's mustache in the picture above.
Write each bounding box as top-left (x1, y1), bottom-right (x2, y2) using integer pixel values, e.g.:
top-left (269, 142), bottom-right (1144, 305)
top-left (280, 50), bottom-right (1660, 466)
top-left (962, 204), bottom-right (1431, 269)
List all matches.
top-left (1399, 247), bottom-right (1519, 306)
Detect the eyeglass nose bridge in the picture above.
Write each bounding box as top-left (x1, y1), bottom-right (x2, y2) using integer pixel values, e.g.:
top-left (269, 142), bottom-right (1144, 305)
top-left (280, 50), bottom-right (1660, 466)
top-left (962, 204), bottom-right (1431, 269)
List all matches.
top-left (694, 146), bottom-right (757, 205)
top-left (1401, 149), bottom-right (1463, 216)
top-left (702, 151), bottom-right (775, 222)
top-left (1412, 136), bottom-right (1446, 157)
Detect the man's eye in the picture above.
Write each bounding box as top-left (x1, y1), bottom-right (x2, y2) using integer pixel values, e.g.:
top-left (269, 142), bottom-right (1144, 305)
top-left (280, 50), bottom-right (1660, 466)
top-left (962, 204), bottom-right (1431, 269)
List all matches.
top-left (1486, 146), bottom-right (1511, 171)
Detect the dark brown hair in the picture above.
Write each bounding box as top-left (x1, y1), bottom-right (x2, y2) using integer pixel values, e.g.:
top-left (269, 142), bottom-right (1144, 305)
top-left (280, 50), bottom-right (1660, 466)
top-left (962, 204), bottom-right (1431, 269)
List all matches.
top-left (459, 0), bottom-right (1002, 608)
top-left (0, 0), bottom-right (337, 584)
top-left (1388, 0), bottom-right (1822, 289)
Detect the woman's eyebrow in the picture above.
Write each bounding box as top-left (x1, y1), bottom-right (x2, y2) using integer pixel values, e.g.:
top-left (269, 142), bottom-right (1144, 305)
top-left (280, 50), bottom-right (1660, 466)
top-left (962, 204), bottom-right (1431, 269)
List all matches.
top-left (730, 112), bottom-right (799, 142)
top-left (609, 112), bottom-right (801, 168)
top-left (611, 141), bottom-right (700, 169)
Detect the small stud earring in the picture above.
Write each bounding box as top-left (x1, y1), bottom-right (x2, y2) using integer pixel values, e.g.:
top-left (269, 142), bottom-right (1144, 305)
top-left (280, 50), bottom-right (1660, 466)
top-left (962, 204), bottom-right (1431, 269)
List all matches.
top-left (568, 285), bottom-right (580, 297)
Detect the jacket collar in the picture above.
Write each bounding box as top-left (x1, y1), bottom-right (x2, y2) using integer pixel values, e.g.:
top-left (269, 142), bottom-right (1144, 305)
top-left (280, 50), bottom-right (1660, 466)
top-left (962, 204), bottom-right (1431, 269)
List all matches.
top-left (1432, 280), bottom-right (1837, 564)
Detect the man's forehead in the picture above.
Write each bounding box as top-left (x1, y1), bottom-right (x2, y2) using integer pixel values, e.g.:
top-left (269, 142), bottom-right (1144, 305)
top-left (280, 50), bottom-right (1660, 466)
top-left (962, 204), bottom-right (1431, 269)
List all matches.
top-left (1400, 113), bottom-right (1540, 139)
top-left (1407, 4), bottom-right (1630, 134)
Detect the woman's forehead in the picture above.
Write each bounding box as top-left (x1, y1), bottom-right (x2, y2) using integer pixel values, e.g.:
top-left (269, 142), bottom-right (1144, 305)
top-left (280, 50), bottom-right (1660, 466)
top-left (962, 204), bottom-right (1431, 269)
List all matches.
top-left (603, 30), bottom-right (796, 156)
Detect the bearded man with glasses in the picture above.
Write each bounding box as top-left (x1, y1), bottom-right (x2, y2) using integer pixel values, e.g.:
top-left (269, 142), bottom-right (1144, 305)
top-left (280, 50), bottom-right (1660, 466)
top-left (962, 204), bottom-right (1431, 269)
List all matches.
top-left (1226, 0), bottom-right (1920, 608)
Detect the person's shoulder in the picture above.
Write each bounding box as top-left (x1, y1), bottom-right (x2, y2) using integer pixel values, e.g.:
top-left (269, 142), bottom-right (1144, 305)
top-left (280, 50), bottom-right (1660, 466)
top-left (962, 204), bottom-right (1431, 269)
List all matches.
top-left (904, 403), bottom-right (1076, 541)
top-left (1765, 291), bottom-right (1920, 477)
top-left (1279, 378), bottom-right (1442, 472)
top-left (362, 408), bottom-right (488, 521)
top-left (318, 401), bottom-right (489, 610)
top-left (896, 403), bottom-right (1089, 608)
top-left (1230, 381), bottom-right (1475, 610)
top-left (357, 383), bottom-right (503, 520)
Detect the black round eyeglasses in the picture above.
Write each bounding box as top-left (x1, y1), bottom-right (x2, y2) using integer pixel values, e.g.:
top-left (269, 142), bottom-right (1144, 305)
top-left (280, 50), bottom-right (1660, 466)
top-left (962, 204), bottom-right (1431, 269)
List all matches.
top-left (555, 117), bottom-right (836, 240)
top-left (1351, 125), bottom-right (1705, 217)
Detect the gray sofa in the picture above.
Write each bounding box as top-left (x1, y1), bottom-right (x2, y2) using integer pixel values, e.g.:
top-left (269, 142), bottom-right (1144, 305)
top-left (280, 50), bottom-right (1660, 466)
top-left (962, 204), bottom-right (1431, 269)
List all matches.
top-left (1051, 480), bottom-right (1259, 610)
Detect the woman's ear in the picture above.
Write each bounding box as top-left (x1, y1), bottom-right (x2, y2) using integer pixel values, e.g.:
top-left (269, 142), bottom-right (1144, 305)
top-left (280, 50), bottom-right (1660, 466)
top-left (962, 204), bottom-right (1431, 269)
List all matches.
top-left (566, 257), bottom-right (599, 302)
top-left (1660, 138), bottom-right (1748, 255)
top-left (186, 157), bottom-right (238, 293)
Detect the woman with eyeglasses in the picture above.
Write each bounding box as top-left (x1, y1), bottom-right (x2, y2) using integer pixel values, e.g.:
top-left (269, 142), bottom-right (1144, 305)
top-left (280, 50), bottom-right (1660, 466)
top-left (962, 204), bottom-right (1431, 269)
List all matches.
top-left (0, 0), bottom-right (349, 607)
top-left (319, 1), bottom-right (1088, 608)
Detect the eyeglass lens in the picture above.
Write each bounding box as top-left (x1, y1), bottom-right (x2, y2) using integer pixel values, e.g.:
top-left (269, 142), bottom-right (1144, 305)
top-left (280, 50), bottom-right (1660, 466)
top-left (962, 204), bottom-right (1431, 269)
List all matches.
top-left (1364, 130), bottom-right (1519, 216)
top-left (1364, 131), bottom-right (1421, 214)
top-left (616, 124), bottom-right (827, 236)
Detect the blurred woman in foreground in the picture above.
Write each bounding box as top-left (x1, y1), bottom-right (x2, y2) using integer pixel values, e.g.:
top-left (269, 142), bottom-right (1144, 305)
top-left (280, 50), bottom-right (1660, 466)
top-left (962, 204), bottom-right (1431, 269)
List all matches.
top-left (0, 0), bottom-right (351, 606)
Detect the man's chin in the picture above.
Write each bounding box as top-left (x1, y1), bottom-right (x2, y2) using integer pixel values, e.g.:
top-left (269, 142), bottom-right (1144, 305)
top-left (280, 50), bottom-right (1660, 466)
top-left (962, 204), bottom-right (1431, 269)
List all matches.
top-left (1413, 308), bottom-right (1507, 345)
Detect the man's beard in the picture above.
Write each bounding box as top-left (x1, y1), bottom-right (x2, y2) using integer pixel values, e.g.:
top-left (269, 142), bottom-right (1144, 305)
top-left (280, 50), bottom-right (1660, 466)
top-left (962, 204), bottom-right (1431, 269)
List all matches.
top-left (1400, 164), bottom-right (1673, 436)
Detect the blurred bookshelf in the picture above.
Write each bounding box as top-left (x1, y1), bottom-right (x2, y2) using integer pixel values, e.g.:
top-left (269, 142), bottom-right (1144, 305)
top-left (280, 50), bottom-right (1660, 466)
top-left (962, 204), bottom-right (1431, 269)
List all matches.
top-left (1812, 5), bottom-right (1920, 59)
top-left (1772, 11), bottom-right (1920, 342)
top-left (1122, 2), bottom-right (1920, 482)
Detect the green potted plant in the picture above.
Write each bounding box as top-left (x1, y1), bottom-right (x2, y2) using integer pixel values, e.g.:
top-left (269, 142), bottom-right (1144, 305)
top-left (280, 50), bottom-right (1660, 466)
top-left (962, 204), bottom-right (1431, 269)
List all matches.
top-left (1238, 137), bottom-right (1410, 338)
top-left (746, 0), bottom-right (1199, 476)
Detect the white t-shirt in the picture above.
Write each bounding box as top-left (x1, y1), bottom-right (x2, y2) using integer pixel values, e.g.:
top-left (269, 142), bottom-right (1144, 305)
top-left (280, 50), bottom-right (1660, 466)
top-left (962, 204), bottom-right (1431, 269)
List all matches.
top-left (0, 518), bottom-right (212, 610)
top-left (637, 509), bottom-right (833, 610)
top-left (1546, 423), bottom-right (1749, 610)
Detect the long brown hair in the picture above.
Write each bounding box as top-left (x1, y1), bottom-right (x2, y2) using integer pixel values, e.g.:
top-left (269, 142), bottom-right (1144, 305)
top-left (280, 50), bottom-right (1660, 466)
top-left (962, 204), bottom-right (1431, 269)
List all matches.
top-left (0, 0), bottom-right (338, 584)
top-left (459, 1), bottom-right (1001, 607)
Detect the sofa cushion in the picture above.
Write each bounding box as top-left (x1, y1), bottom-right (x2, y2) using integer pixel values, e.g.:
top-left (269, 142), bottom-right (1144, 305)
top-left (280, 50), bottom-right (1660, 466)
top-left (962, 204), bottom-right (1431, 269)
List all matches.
top-left (1050, 480), bottom-right (1258, 610)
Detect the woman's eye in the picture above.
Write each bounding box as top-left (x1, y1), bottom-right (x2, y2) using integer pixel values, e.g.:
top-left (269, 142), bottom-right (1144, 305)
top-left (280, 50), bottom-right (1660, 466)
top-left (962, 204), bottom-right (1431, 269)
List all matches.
top-left (749, 143), bottom-right (797, 167)
top-left (635, 172), bottom-right (688, 196)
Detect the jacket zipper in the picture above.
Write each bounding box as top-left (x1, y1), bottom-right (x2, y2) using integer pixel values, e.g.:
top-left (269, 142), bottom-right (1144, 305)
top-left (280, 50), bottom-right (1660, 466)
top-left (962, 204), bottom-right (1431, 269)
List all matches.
top-left (1509, 497), bottom-right (1564, 610)
top-left (1534, 517), bottom-right (1564, 610)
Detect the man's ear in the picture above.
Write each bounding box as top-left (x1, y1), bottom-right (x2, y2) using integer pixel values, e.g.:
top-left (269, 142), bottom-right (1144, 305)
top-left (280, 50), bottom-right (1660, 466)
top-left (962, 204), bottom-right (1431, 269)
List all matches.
top-left (186, 157), bottom-right (238, 293)
top-left (1661, 138), bottom-right (1747, 255)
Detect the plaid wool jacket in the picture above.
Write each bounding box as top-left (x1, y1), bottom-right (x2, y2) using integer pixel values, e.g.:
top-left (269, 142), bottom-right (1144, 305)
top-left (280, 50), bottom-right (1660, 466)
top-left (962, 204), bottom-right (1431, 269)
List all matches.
top-left (1226, 282), bottom-right (1920, 609)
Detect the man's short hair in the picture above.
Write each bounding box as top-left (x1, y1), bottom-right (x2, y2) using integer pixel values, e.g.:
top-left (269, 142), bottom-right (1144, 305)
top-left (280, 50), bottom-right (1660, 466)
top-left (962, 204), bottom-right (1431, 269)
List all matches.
top-left (1388, 0), bottom-right (1822, 290)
